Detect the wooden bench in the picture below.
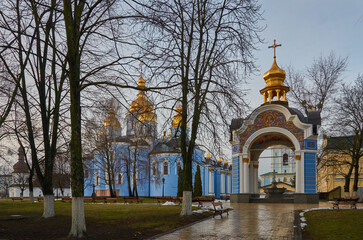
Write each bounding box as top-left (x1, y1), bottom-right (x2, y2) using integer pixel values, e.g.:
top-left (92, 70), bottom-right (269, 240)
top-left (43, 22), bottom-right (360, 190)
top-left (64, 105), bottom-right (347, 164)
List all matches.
top-left (195, 197), bottom-right (215, 207)
top-left (212, 201), bottom-right (231, 218)
top-left (124, 197), bottom-right (143, 204)
top-left (61, 197), bottom-right (72, 202)
top-left (11, 197), bottom-right (23, 202)
top-left (37, 197), bottom-right (44, 202)
top-left (104, 197), bottom-right (117, 203)
top-left (330, 197), bottom-right (359, 209)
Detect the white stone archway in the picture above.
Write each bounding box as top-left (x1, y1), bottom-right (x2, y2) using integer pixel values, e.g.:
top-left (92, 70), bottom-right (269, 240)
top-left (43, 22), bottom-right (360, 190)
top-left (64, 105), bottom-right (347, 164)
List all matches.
top-left (240, 127), bottom-right (304, 193)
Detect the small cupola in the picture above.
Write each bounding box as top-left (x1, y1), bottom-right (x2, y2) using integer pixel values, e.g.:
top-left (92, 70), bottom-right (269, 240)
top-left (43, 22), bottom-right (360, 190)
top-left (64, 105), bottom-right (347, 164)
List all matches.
top-left (260, 40), bottom-right (290, 104)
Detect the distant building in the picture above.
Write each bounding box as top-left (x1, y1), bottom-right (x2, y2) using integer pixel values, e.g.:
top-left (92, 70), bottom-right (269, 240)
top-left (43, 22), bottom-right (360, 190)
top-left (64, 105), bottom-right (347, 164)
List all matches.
top-left (8, 147), bottom-right (71, 198)
top-left (260, 146), bottom-right (296, 188)
top-left (317, 136), bottom-right (363, 199)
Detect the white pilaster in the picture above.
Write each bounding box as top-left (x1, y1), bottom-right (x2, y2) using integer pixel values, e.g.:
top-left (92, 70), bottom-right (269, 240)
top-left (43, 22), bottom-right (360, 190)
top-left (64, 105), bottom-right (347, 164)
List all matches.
top-left (208, 169), bottom-right (213, 195)
top-left (227, 173), bottom-right (231, 195)
top-left (239, 156), bottom-right (244, 193)
top-left (295, 153), bottom-right (304, 193)
top-left (220, 171), bottom-right (225, 196)
top-left (243, 159), bottom-right (249, 193)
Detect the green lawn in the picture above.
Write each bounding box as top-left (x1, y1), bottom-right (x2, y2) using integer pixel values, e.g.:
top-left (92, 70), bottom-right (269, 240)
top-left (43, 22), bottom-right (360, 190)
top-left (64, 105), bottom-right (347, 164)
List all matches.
top-left (0, 199), bottom-right (212, 239)
top-left (303, 209), bottom-right (363, 240)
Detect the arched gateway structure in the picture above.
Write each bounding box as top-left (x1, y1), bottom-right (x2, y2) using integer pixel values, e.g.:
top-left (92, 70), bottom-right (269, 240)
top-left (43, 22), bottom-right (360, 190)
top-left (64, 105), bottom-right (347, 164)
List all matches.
top-left (229, 41), bottom-right (321, 203)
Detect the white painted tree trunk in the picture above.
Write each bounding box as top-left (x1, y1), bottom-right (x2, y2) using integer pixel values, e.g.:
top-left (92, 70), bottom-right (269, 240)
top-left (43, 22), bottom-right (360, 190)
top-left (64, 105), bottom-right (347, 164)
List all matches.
top-left (180, 191), bottom-right (192, 216)
top-left (68, 197), bottom-right (87, 238)
top-left (344, 191), bottom-right (350, 197)
top-left (29, 191), bottom-right (34, 204)
top-left (42, 194), bottom-right (55, 218)
top-left (352, 191), bottom-right (357, 197)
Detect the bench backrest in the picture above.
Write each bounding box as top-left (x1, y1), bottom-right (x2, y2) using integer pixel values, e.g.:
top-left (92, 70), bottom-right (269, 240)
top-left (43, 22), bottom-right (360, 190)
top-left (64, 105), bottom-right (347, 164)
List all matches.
top-left (212, 202), bottom-right (223, 208)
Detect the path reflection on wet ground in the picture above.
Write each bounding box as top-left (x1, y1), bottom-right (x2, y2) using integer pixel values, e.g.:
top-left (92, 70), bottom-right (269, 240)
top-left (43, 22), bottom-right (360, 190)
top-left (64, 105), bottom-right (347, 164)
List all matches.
top-left (155, 201), bottom-right (343, 240)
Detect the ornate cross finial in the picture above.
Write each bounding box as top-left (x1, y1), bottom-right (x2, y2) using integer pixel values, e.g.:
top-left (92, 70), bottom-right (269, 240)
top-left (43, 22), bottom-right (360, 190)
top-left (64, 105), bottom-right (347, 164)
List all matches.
top-left (268, 39), bottom-right (282, 59)
top-left (139, 62), bottom-right (143, 76)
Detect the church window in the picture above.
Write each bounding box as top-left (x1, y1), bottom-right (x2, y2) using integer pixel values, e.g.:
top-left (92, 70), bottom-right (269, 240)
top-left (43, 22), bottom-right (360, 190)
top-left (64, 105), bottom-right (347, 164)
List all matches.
top-left (163, 161), bottom-right (169, 175)
top-left (152, 161), bottom-right (157, 176)
top-left (284, 170), bottom-right (287, 174)
top-left (95, 172), bottom-right (100, 186)
top-left (117, 172), bottom-right (123, 185)
top-left (176, 161), bottom-right (182, 175)
top-left (283, 177), bottom-right (287, 182)
top-left (283, 153), bottom-right (288, 166)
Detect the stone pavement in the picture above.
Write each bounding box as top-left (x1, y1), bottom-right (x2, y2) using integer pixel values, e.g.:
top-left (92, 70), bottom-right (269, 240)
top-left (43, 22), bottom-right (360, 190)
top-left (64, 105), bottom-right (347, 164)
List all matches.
top-left (154, 202), bottom-right (322, 240)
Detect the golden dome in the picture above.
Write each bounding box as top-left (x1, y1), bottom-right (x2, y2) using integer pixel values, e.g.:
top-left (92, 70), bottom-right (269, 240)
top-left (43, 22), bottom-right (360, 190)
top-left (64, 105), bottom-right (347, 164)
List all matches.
top-left (103, 108), bottom-right (121, 128)
top-left (224, 159), bottom-right (228, 164)
top-left (260, 40), bottom-right (290, 104)
top-left (129, 75), bottom-right (155, 115)
top-left (138, 111), bottom-right (157, 122)
top-left (206, 153), bottom-right (211, 158)
top-left (263, 58), bottom-right (286, 83)
top-left (171, 103), bottom-right (183, 127)
top-left (217, 157), bottom-right (222, 162)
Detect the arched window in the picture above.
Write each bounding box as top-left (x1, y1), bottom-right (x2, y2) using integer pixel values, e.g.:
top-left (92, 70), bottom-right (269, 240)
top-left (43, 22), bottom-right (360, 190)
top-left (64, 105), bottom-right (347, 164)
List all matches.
top-left (176, 161), bottom-right (182, 175)
top-left (283, 153), bottom-right (288, 166)
top-left (163, 161), bottom-right (169, 175)
top-left (117, 172), bottom-right (123, 185)
top-left (95, 172), bottom-right (100, 186)
top-left (283, 177), bottom-right (287, 182)
top-left (152, 161), bottom-right (157, 176)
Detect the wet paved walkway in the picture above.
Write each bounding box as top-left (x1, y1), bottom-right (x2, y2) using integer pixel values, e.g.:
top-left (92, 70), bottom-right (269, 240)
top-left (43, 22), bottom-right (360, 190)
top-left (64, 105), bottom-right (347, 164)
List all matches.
top-left (155, 202), bottom-right (325, 240)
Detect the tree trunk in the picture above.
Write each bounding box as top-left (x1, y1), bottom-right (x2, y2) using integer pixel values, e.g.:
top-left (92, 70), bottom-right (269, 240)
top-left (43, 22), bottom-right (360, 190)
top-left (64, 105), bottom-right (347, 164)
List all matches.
top-left (180, 191), bottom-right (192, 216)
top-left (28, 169), bottom-right (34, 203)
top-left (69, 197), bottom-right (86, 238)
top-left (29, 191), bottom-right (34, 204)
top-left (352, 160), bottom-right (359, 196)
top-left (43, 194), bottom-right (55, 218)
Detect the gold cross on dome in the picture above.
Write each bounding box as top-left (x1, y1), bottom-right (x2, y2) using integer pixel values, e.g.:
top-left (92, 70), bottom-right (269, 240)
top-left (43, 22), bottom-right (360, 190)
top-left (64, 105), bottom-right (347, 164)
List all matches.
top-left (139, 62), bottom-right (143, 75)
top-left (268, 39), bottom-right (282, 59)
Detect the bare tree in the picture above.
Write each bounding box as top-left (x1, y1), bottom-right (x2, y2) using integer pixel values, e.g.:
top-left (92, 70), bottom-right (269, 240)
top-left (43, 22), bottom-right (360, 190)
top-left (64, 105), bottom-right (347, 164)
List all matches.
top-left (286, 52), bottom-right (347, 118)
top-left (0, 0), bottom-right (70, 218)
top-left (324, 75), bottom-right (363, 196)
top-left (129, 0), bottom-right (262, 215)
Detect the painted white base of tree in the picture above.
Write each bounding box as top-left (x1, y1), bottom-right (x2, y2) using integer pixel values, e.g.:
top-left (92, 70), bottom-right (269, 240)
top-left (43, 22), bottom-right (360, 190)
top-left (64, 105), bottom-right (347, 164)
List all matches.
top-left (180, 191), bottom-right (192, 216)
top-left (344, 192), bottom-right (350, 197)
top-left (29, 191), bottom-right (34, 204)
top-left (68, 197), bottom-right (86, 238)
top-left (352, 191), bottom-right (357, 197)
top-left (42, 194), bottom-right (55, 218)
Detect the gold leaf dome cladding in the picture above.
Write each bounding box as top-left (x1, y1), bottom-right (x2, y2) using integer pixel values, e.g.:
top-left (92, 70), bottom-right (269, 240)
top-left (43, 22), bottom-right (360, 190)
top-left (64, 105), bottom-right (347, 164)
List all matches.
top-left (129, 75), bottom-right (156, 122)
top-left (103, 108), bottom-right (121, 128)
top-left (260, 40), bottom-right (290, 104)
top-left (171, 104), bottom-right (183, 127)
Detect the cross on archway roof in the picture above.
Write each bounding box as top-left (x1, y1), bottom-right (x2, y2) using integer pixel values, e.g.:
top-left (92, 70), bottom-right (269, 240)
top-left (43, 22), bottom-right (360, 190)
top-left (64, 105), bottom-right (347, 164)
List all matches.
top-left (268, 39), bottom-right (282, 59)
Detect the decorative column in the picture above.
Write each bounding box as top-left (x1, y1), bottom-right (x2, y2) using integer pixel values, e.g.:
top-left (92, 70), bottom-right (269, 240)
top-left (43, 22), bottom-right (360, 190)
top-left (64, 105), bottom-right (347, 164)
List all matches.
top-left (243, 158), bottom-right (249, 193)
top-left (208, 168), bottom-right (212, 195)
top-left (253, 162), bottom-right (259, 193)
top-left (240, 156), bottom-right (244, 193)
top-left (208, 168), bottom-right (215, 196)
top-left (227, 173), bottom-right (231, 195)
top-left (220, 171), bottom-right (225, 196)
top-left (295, 154), bottom-right (302, 193)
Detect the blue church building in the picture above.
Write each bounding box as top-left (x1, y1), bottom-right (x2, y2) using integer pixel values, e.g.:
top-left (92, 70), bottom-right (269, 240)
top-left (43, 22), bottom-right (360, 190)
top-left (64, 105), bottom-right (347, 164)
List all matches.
top-left (84, 73), bottom-right (232, 198)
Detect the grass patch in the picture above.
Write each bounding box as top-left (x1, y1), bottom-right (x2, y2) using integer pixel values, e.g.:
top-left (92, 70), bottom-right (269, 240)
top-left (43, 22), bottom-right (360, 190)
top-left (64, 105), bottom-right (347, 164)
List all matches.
top-left (303, 209), bottom-right (363, 240)
top-left (0, 199), bottom-right (212, 239)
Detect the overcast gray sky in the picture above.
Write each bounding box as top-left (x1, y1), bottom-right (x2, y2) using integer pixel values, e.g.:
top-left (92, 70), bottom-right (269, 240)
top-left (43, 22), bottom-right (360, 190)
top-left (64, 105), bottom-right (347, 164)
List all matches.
top-left (255, 1), bottom-right (363, 175)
